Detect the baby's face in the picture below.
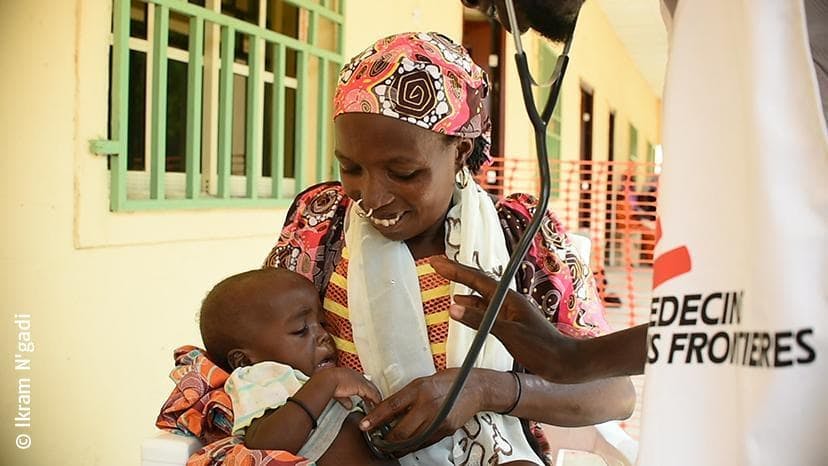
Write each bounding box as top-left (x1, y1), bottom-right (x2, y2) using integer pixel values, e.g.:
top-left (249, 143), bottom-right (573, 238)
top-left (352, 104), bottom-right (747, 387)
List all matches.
top-left (244, 276), bottom-right (336, 377)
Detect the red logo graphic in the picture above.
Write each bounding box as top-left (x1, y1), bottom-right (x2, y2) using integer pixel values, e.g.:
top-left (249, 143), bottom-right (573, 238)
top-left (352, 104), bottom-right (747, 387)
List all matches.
top-left (652, 218), bottom-right (692, 288)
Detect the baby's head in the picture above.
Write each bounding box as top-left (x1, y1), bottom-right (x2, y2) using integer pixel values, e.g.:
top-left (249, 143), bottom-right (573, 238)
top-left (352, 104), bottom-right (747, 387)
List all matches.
top-left (199, 268), bottom-right (336, 376)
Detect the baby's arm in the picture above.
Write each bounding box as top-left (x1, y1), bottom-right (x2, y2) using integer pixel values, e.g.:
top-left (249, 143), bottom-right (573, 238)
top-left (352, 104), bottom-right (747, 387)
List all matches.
top-left (243, 367), bottom-right (381, 452)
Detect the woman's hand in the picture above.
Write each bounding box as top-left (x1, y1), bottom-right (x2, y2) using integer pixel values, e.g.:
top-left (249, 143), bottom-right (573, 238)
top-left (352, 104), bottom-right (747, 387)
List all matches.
top-left (358, 368), bottom-right (500, 449)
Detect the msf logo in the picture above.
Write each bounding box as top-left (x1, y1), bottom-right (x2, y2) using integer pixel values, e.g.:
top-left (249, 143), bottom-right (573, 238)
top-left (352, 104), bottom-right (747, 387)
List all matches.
top-left (652, 218), bottom-right (692, 288)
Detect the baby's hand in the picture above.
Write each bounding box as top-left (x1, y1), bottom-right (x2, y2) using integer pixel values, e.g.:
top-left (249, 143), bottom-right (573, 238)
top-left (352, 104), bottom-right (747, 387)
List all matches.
top-left (320, 367), bottom-right (382, 410)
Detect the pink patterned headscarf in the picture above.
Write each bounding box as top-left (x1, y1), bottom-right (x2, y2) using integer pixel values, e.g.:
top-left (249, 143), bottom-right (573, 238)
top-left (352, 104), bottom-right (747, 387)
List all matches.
top-left (333, 32), bottom-right (492, 162)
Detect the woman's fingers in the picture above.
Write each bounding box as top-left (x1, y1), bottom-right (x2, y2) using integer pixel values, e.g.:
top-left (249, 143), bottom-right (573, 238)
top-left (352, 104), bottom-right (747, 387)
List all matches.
top-left (360, 387), bottom-right (414, 432)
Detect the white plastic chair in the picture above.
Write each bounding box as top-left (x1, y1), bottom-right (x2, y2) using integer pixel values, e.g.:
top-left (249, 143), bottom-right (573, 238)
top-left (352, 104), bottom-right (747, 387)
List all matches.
top-left (550, 233), bottom-right (638, 466)
top-left (141, 431), bottom-right (202, 466)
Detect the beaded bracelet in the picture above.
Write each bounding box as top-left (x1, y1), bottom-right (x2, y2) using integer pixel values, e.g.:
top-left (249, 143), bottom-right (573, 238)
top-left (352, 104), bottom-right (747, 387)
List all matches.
top-left (286, 397), bottom-right (318, 430)
top-left (498, 371), bottom-right (522, 415)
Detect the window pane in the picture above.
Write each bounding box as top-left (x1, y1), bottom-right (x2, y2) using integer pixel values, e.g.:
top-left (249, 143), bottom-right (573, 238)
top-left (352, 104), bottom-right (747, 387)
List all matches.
top-left (265, 1), bottom-right (300, 75)
top-left (317, 16), bottom-right (339, 52)
top-left (221, 0), bottom-right (260, 24)
top-left (263, 83), bottom-right (272, 177)
top-left (284, 86), bottom-right (297, 178)
top-left (266, 0), bottom-right (300, 38)
top-left (262, 50), bottom-right (298, 180)
top-left (235, 32), bottom-right (251, 65)
top-left (166, 60), bottom-right (188, 173)
top-left (629, 124), bottom-right (638, 160)
top-left (130, 0), bottom-right (148, 40)
top-left (168, 11), bottom-right (190, 51)
top-left (127, 50), bottom-right (147, 171)
top-left (231, 74), bottom-right (247, 176)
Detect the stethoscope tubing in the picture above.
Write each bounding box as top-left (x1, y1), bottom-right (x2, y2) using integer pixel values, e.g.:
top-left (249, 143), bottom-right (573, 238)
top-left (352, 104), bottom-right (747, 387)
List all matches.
top-left (369, 0), bottom-right (579, 454)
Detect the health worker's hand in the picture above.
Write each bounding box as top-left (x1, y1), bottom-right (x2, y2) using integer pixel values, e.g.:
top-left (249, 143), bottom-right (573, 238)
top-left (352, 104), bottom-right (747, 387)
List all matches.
top-left (358, 368), bottom-right (487, 451)
top-left (430, 256), bottom-right (648, 383)
top-left (429, 256), bottom-right (576, 382)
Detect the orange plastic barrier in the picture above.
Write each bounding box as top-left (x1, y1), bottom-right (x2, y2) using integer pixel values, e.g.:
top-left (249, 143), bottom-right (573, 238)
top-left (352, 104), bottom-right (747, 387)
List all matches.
top-left (477, 158), bottom-right (660, 438)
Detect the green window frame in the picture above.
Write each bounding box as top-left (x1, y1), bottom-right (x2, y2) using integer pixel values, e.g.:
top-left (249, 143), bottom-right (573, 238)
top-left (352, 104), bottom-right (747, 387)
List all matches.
top-left (91, 0), bottom-right (345, 211)
top-left (536, 43), bottom-right (563, 198)
top-left (628, 123), bottom-right (638, 162)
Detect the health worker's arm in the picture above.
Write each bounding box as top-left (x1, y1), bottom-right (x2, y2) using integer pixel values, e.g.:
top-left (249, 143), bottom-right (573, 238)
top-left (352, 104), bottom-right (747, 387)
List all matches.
top-left (430, 256), bottom-right (648, 383)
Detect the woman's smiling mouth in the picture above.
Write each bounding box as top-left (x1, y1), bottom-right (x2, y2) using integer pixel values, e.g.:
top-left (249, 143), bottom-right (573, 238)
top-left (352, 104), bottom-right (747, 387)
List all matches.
top-left (369, 212), bottom-right (405, 228)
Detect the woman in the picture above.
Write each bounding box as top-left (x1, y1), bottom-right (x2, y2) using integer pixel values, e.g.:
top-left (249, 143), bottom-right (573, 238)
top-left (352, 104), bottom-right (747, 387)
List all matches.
top-left (159, 32), bottom-right (633, 466)
top-left (265, 32), bottom-right (633, 463)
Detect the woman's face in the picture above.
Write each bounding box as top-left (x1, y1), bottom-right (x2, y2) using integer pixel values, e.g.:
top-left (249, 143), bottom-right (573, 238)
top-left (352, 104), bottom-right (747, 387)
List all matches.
top-left (334, 113), bottom-right (469, 243)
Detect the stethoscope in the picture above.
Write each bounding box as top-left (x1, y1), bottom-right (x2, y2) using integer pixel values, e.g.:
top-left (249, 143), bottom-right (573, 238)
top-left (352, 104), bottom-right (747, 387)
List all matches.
top-left (366, 0), bottom-right (581, 456)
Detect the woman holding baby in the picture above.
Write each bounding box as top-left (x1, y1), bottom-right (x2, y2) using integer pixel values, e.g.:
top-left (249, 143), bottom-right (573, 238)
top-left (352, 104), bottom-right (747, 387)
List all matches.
top-left (161, 31), bottom-right (633, 466)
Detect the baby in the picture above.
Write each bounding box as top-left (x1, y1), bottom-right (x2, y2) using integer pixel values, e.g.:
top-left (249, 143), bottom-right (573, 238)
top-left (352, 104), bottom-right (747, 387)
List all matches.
top-left (199, 268), bottom-right (397, 465)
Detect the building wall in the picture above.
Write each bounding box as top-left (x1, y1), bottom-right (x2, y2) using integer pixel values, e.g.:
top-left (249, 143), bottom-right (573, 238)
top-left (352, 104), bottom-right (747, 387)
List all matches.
top-left (561, 0), bottom-right (661, 166)
top-left (0, 1), bottom-right (656, 465)
top-left (560, 1), bottom-right (661, 223)
top-left (0, 3), bottom-right (277, 466)
top-left (492, 0), bottom-right (661, 215)
top-left (343, 0), bottom-right (464, 57)
top-left (0, 2), bottom-right (461, 465)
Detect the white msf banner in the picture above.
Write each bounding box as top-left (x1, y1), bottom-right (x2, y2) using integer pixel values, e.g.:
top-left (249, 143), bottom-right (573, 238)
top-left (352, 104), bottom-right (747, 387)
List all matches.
top-left (639, 1), bottom-right (827, 465)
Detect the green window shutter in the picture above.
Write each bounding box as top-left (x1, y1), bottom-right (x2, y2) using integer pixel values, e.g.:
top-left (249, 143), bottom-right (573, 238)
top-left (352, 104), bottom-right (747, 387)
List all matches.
top-left (629, 124), bottom-right (638, 161)
top-left (537, 44), bottom-right (563, 198)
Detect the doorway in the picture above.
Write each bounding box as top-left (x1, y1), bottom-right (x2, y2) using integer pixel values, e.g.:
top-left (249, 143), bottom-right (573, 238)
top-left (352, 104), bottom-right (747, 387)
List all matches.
top-left (604, 111), bottom-right (616, 264)
top-left (463, 17), bottom-right (505, 194)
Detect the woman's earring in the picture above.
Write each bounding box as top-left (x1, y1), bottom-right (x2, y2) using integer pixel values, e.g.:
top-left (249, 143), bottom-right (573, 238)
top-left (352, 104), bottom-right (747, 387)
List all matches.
top-left (355, 199), bottom-right (374, 218)
top-left (455, 167), bottom-right (469, 189)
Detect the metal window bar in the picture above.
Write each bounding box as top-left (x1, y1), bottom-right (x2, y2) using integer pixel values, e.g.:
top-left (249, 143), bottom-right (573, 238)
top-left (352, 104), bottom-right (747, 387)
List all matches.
top-left (185, 16), bottom-right (204, 199)
top-left (150, 4), bottom-right (169, 200)
top-left (217, 24), bottom-right (234, 199)
top-left (91, 0), bottom-right (345, 211)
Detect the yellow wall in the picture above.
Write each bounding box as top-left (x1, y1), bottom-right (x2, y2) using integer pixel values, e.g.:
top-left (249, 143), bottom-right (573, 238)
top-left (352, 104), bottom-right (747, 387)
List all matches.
top-left (0, 1), bottom-right (462, 465)
top-left (0, 1), bottom-right (658, 465)
top-left (343, 0), bottom-right (464, 57)
top-left (495, 0), bottom-right (661, 215)
top-left (507, 1), bottom-right (662, 219)
top-left (561, 1), bottom-right (661, 166)
top-left (1, 4), bottom-right (278, 466)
